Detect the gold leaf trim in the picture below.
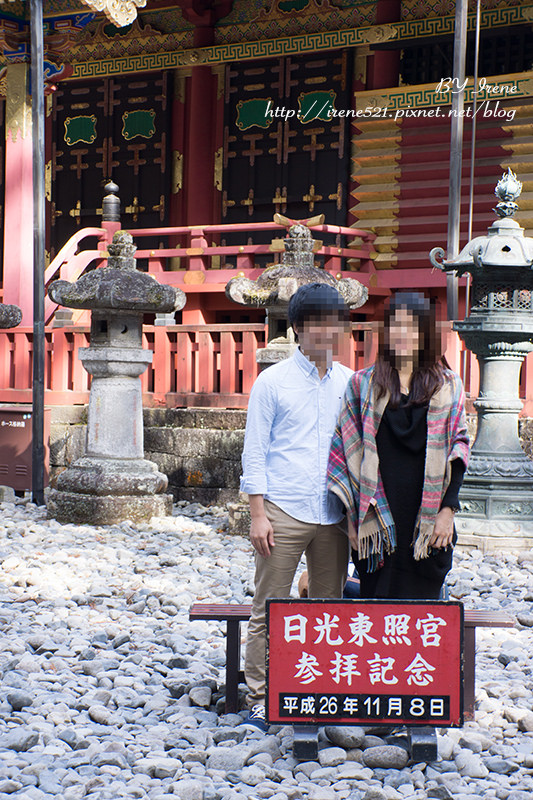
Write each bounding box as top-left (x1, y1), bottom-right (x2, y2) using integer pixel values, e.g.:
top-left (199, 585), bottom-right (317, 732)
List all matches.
top-left (214, 147), bottom-right (223, 192)
top-left (172, 150), bottom-right (183, 194)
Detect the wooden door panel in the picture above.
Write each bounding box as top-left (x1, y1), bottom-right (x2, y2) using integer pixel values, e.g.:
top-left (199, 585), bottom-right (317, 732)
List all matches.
top-left (51, 73), bottom-right (172, 257)
top-left (223, 50), bottom-right (352, 255)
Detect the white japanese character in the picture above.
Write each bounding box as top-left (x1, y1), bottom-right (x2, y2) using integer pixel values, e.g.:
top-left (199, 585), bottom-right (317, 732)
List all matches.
top-left (300, 696), bottom-right (316, 715)
top-left (282, 696), bottom-right (299, 714)
top-left (430, 698), bottom-right (445, 717)
top-left (284, 614), bottom-right (308, 644)
top-left (329, 652), bottom-right (361, 686)
top-left (382, 614), bottom-right (412, 645)
top-left (348, 613), bottom-right (378, 646)
top-left (416, 613), bottom-right (447, 647)
top-left (387, 697), bottom-right (403, 716)
top-left (294, 652), bottom-right (323, 684)
top-left (342, 697), bottom-right (359, 715)
top-left (313, 613), bottom-right (344, 645)
top-left (405, 653), bottom-right (436, 686)
top-left (367, 652), bottom-right (399, 685)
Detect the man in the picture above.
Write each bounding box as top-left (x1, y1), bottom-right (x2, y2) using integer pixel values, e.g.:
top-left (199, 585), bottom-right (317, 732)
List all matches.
top-left (239, 282), bottom-right (353, 732)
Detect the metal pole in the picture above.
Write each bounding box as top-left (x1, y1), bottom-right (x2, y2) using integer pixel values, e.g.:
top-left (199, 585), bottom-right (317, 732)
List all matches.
top-left (446, 0), bottom-right (468, 321)
top-left (466, 0), bottom-right (481, 317)
top-left (31, 0), bottom-right (45, 505)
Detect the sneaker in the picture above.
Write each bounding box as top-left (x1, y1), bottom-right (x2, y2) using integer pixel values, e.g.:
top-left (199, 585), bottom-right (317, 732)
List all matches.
top-left (240, 703), bottom-right (268, 733)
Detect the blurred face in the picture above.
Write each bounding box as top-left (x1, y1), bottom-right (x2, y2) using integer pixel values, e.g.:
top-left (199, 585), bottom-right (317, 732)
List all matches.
top-left (294, 313), bottom-right (350, 361)
top-left (385, 307), bottom-right (420, 359)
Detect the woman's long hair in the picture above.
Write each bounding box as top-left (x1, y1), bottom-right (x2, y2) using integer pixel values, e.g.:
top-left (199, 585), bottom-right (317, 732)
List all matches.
top-left (374, 292), bottom-right (450, 408)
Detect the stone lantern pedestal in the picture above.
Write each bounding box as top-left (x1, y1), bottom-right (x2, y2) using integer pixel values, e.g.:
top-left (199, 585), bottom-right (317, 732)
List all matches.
top-left (47, 231), bottom-right (186, 525)
top-left (431, 169), bottom-right (533, 550)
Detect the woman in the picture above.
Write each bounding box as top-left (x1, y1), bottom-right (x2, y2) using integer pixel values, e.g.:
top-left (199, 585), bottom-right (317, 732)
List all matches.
top-left (327, 292), bottom-right (470, 600)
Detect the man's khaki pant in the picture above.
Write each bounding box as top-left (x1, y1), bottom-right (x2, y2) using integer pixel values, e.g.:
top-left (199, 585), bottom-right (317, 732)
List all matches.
top-left (244, 499), bottom-right (349, 708)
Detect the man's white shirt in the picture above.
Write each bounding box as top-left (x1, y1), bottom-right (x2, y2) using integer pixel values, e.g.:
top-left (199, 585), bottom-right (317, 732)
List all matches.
top-left (240, 347), bottom-right (353, 524)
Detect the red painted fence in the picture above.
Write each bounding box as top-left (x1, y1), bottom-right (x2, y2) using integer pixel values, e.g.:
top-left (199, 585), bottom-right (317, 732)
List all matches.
top-left (1, 322), bottom-right (532, 412)
top-left (2, 216), bottom-right (532, 413)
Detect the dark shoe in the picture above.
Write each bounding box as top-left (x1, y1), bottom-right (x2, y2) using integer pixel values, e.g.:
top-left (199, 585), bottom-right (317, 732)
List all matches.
top-left (240, 704), bottom-right (268, 733)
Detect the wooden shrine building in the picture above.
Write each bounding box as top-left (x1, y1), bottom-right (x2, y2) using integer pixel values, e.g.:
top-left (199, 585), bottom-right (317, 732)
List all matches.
top-left (0, 0), bottom-right (533, 411)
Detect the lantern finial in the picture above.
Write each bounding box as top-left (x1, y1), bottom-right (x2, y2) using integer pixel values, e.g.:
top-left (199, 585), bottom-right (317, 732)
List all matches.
top-left (494, 168), bottom-right (522, 218)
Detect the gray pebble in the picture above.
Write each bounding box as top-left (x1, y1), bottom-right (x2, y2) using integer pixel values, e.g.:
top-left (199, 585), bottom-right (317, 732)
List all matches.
top-left (0, 729), bottom-right (39, 752)
top-left (426, 789), bottom-right (453, 800)
top-left (6, 691), bottom-right (33, 711)
top-left (362, 745), bottom-right (409, 770)
top-left (454, 750), bottom-right (489, 778)
top-left (362, 734), bottom-right (386, 749)
top-left (88, 705), bottom-right (115, 725)
top-left (0, 780), bottom-right (23, 794)
top-left (170, 778), bottom-right (204, 800)
top-left (362, 789), bottom-right (387, 800)
top-left (189, 685), bottom-right (213, 708)
top-left (482, 756), bottom-right (519, 774)
top-left (206, 745), bottom-right (252, 771)
top-left (324, 725), bottom-right (365, 749)
top-left (318, 747), bottom-right (346, 767)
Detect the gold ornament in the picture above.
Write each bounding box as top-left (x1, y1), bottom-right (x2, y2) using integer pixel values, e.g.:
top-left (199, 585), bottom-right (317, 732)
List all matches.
top-left (81, 0), bottom-right (147, 28)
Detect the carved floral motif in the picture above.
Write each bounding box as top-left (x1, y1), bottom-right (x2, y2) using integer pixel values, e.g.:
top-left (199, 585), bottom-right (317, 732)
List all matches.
top-left (81, 0), bottom-right (147, 28)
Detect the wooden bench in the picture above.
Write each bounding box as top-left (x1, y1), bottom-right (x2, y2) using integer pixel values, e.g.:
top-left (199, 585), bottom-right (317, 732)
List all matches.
top-left (189, 603), bottom-right (251, 713)
top-left (189, 602), bottom-right (515, 717)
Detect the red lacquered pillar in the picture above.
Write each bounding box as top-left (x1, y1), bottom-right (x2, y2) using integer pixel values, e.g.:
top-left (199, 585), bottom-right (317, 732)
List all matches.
top-left (367, 0), bottom-right (401, 90)
top-left (3, 64), bottom-right (34, 324)
top-left (184, 25), bottom-right (217, 226)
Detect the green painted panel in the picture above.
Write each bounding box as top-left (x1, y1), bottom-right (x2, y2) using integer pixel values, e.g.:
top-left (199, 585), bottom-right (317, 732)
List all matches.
top-left (298, 90), bottom-right (337, 123)
top-left (236, 98), bottom-right (273, 130)
top-left (278, 0), bottom-right (310, 10)
top-left (64, 115), bottom-right (97, 146)
top-left (122, 109), bottom-right (156, 140)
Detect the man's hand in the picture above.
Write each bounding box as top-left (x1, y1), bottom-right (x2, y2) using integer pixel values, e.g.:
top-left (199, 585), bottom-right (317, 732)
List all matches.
top-left (348, 517), bottom-right (358, 551)
top-left (250, 515), bottom-right (275, 558)
top-left (429, 507), bottom-right (455, 549)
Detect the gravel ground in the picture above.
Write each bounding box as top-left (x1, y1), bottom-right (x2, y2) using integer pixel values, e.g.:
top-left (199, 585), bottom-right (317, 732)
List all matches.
top-left (0, 499), bottom-right (531, 800)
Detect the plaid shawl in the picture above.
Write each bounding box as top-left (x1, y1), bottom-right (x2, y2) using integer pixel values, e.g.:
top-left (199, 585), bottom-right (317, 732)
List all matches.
top-left (327, 365), bottom-right (470, 572)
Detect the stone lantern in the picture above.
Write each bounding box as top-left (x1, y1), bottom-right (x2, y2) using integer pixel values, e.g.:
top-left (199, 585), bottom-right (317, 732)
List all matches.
top-left (47, 230), bottom-right (186, 525)
top-left (226, 222), bottom-right (368, 368)
top-left (430, 169), bottom-right (533, 548)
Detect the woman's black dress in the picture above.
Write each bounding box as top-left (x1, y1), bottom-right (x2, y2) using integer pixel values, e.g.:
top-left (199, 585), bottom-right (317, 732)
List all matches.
top-left (355, 394), bottom-right (464, 600)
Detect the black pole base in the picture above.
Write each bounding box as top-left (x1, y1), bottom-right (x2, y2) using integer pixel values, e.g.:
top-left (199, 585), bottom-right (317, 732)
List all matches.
top-left (292, 725), bottom-right (319, 761)
top-left (407, 726), bottom-right (438, 762)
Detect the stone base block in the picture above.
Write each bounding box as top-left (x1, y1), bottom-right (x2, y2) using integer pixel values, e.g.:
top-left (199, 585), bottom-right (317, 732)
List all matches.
top-left (227, 502), bottom-right (251, 537)
top-left (47, 490), bottom-right (173, 525)
top-left (455, 516), bottom-right (533, 553)
top-left (57, 457), bottom-right (168, 496)
top-left (0, 485), bottom-right (16, 503)
top-left (457, 476), bottom-right (533, 551)
top-left (173, 487), bottom-right (238, 505)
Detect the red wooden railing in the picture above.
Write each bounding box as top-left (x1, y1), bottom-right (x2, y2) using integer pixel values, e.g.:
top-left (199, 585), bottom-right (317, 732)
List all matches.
top-left (2, 219), bottom-right (533, 412)
top-left (40, 218), bottom-right (377, 327)
top-left (0, 323), bottom-right (373, 408)
top-left (125, 220), bottom-right (377, 279)
top-left (2, 322), bottom-right (531, 413)
top-left (44, 227), bottom-right (106, 324)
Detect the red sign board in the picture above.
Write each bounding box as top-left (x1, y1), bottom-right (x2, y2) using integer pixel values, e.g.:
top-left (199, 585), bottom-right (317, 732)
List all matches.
top-left (266, 599), bottom-right (463, 727)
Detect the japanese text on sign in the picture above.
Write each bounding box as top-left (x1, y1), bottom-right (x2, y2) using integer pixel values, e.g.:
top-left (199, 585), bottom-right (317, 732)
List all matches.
top-left (266, 600), bottom-right (463, 727)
